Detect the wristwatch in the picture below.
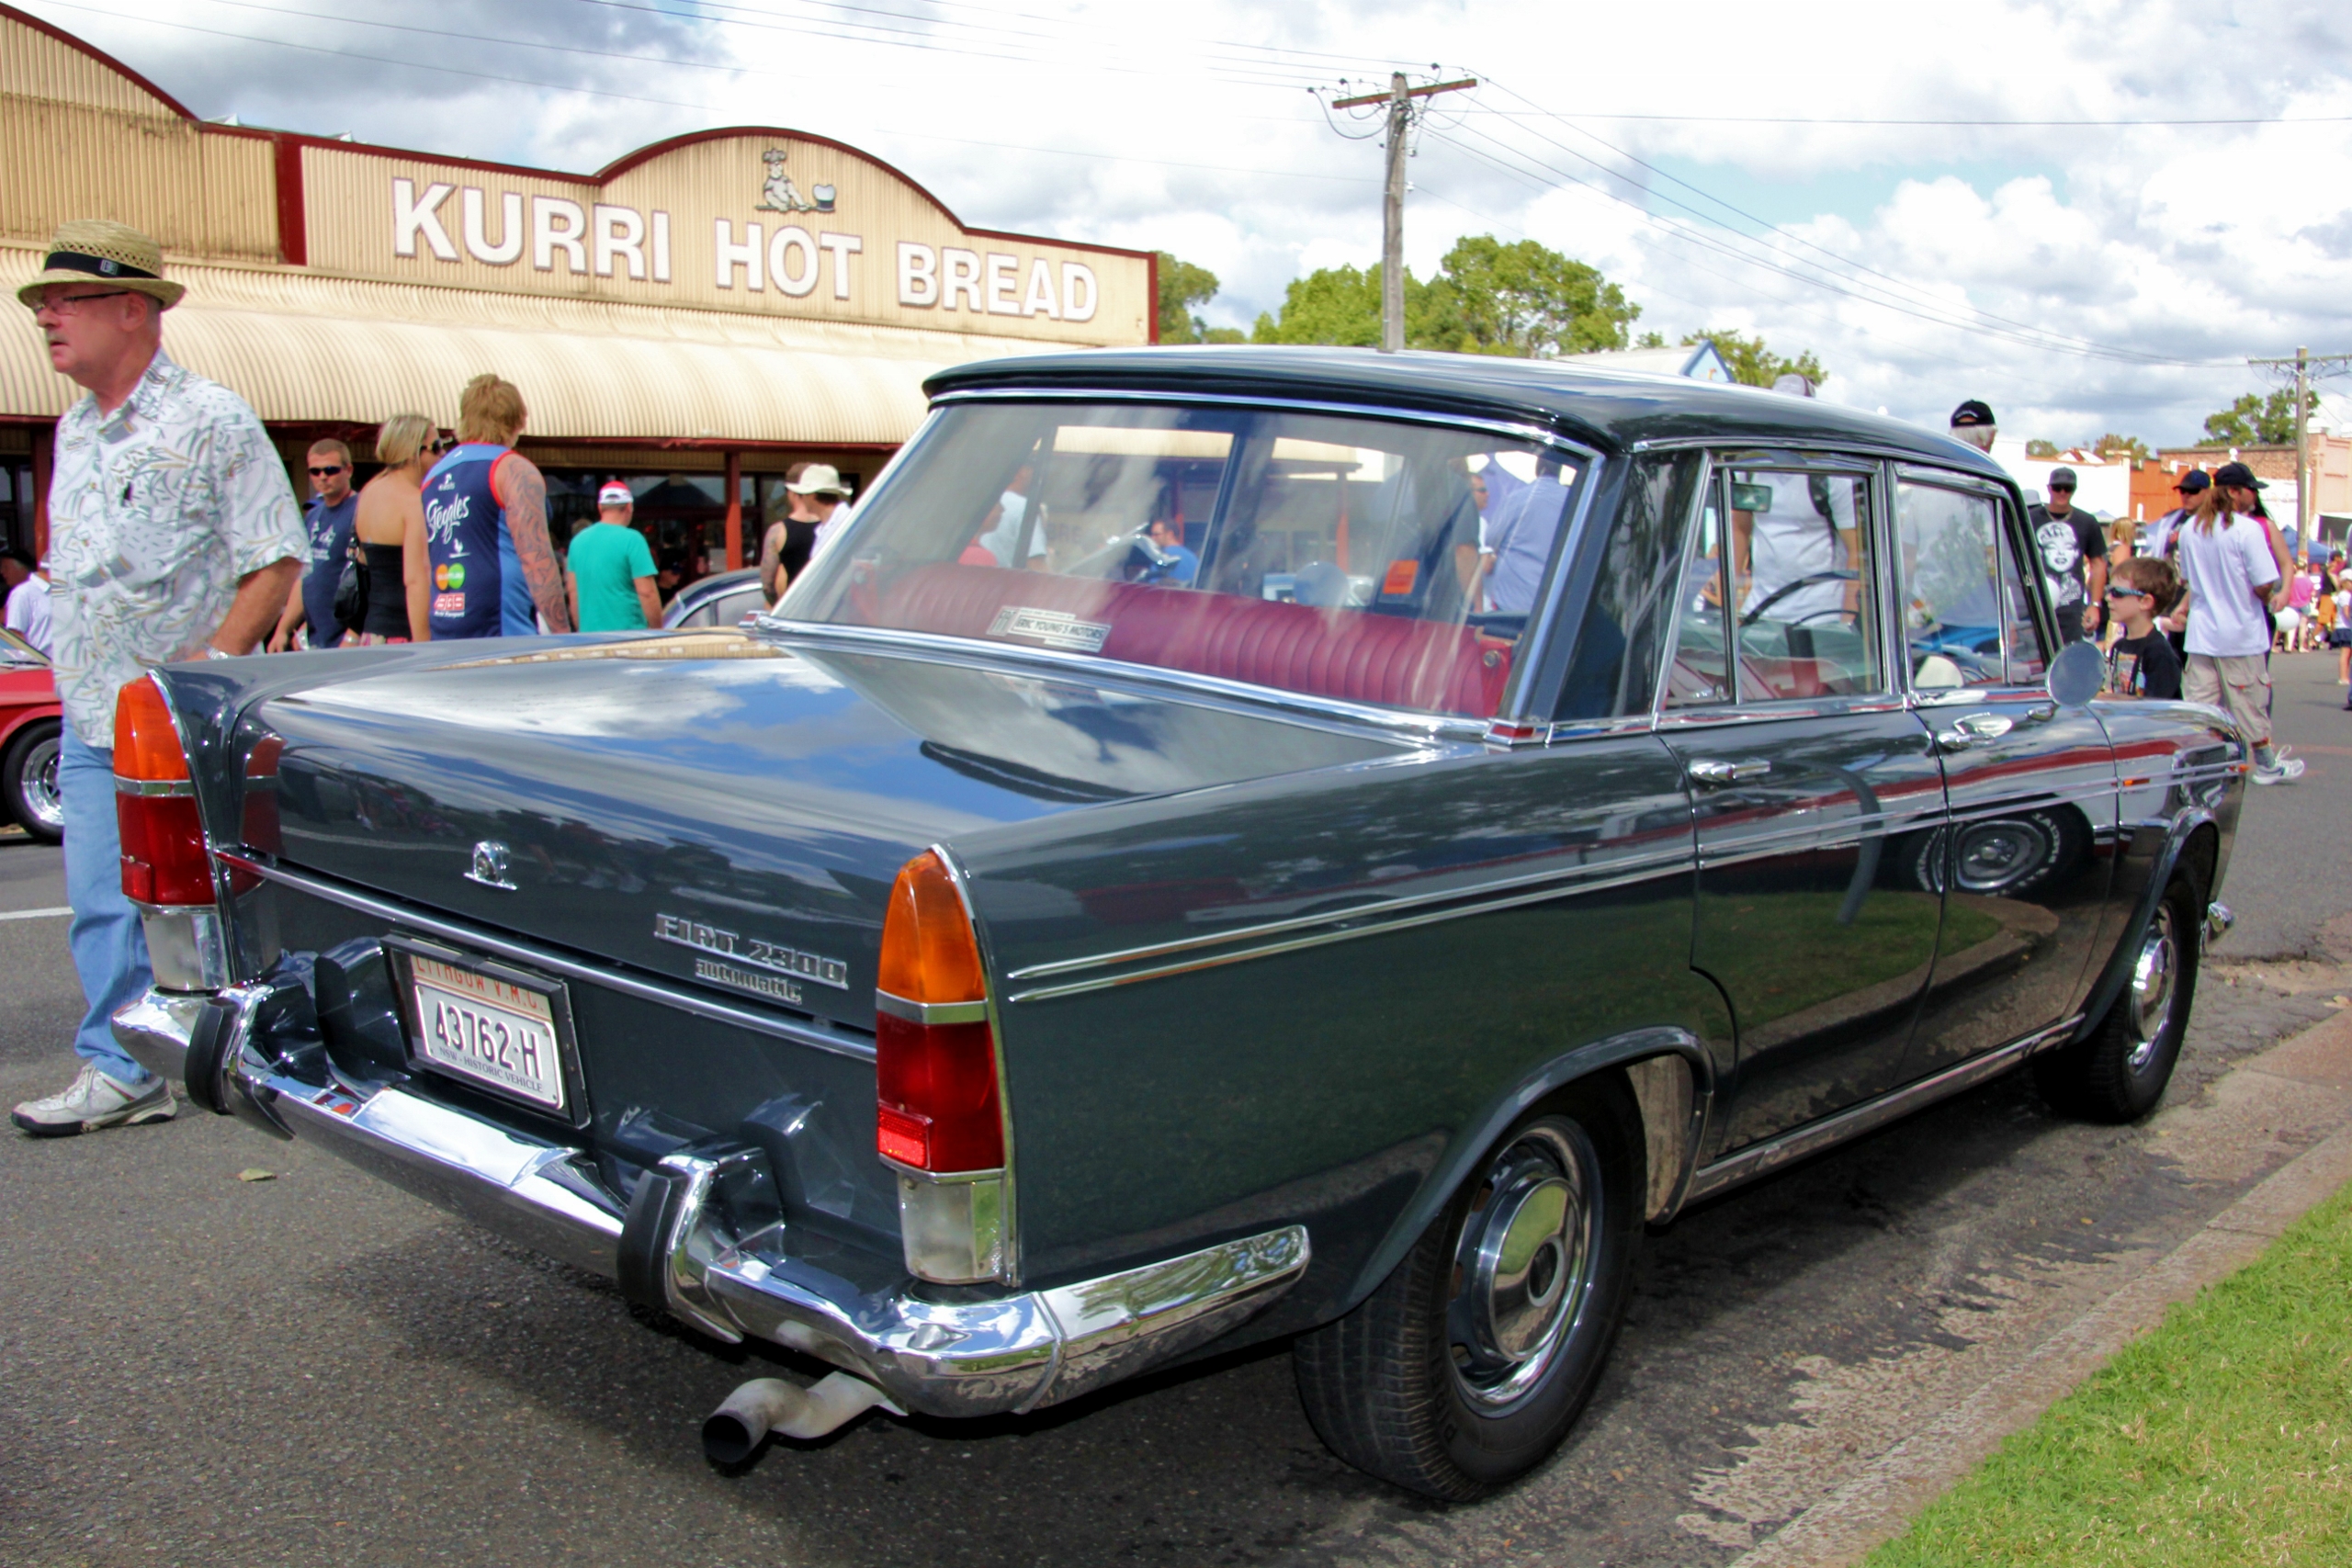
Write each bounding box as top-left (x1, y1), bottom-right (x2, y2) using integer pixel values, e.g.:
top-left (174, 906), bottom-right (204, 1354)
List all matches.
top-left (203, 645), bottom-right (234, 660)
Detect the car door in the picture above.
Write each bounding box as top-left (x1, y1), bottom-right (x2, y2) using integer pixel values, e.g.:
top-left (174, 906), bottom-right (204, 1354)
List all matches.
top-left (1891, 472), bottom-right (2119, 1079)
top-left (1658, 455), bottom-right (1948, 1151)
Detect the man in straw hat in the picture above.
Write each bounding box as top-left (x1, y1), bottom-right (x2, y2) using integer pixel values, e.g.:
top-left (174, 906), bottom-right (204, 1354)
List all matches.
top-left (10, 220), bottom-right (304, 1137)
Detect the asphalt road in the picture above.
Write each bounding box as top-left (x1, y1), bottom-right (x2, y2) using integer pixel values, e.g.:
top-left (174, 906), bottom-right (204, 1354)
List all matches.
top-left (3, 656), bottom-right (2348, 1568)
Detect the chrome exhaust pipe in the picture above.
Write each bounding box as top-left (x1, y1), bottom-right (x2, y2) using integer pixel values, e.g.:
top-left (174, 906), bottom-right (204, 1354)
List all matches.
top-left (702, 1371), bottom-right (899, 1464)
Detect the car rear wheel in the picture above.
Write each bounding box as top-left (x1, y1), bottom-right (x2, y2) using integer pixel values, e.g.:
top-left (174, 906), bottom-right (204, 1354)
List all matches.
top-left (1292, 1075), bottom-right (1642, 1500)
top-left (2033, 876), bottom-right (2199, 1122)
top-left (2, 719), bottom-right (62, 843)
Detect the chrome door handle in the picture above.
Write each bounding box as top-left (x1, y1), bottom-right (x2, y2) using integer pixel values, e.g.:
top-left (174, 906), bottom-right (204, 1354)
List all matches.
top-left (1934, 711), bottom-right (2014, 750)
top-left (1689, 758), bottom-right (1771, 787)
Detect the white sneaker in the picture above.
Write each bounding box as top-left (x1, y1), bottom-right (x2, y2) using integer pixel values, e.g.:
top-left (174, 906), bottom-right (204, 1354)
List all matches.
top-left (2252, 753), bottom-right (2305, 786)
top-left (10, 1062), bottom-right (176, 1137)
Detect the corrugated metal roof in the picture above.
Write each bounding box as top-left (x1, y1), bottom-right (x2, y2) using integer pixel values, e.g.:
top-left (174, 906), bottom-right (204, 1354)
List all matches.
top-left (1, 243), bottom-right (1064, 444)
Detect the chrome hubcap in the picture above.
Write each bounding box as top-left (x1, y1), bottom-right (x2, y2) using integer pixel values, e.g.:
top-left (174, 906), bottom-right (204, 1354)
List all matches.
top-left (17, 733), bottom-right (62, 833)
top-left (2126, 906), bottom-right (2177, 1071)
top-left (1446, 1122), bottom-right (1595, 1410)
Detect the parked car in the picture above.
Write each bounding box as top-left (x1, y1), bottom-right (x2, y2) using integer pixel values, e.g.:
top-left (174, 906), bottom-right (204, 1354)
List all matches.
top-left (662, 566), bottom-right (766, 630)
top-left (0, 627), bottom-right (62, 843)
top-left (108, 349), bottom-right (2244, 1499)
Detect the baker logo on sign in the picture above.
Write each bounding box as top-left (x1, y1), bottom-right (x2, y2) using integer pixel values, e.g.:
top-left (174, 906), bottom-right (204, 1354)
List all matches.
top-left (755, 148), bottom-right (835, 215)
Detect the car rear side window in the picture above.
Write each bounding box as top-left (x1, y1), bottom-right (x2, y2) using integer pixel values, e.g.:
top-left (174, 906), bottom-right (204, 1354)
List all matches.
top-left (790, 401), bottom-right (1589, 720)
top-left (1894, 481), bottom-right (2011, 691)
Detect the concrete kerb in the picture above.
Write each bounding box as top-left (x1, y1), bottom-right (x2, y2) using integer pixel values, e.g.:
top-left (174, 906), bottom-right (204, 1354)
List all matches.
top-left (1727, 1006), bottom-right (2352, 1568)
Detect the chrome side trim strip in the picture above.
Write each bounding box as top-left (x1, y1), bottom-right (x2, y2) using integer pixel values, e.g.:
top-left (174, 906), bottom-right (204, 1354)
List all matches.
top-left (1009, 854), bottom-right (1693, 1005)
top-left (1006, 842), bottom-right (1698, 986)
top-left (218, 852), bottom-right (878, 1063)
top-left (1683, 1014), bottom-right (2082, 1205)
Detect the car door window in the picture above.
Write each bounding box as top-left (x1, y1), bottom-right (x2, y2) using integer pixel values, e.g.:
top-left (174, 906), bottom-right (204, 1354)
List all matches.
top-left (1667, 465), bottom-right (1882, 707)
top-left (1894, 481), bottom-right (2007, 690)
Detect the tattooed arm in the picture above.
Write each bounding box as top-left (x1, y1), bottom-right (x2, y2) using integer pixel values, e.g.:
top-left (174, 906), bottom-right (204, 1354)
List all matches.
top-left (493, 453), bottom-right (574, 633)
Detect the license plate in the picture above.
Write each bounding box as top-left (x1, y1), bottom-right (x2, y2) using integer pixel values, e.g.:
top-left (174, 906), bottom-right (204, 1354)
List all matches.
top-left (407, 953), bottom-right (569, 1112)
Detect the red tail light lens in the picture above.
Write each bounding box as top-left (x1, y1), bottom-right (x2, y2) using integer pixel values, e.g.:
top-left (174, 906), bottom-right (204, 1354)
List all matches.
top-left (115, 676), bottom-right (212, 907)
top-left (875, 852), bottom-right (1002, 1174)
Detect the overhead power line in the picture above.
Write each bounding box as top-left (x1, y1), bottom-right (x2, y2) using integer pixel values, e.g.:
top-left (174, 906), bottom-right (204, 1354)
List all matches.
top-left (27, 0), bottom-right (1373, 186)
top-left (1460, 107), bottom-right (2352, 128)
top-left (1427, 79), bottom-right (2240, 367)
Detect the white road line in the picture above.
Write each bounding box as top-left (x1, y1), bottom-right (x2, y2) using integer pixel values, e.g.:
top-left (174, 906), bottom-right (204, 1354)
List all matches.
top-left (0, 906), bottom-right (73, 920)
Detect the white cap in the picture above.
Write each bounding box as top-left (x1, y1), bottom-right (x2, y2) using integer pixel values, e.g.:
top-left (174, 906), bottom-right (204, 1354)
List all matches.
top-left (597, 481), bottom-right (633, 508)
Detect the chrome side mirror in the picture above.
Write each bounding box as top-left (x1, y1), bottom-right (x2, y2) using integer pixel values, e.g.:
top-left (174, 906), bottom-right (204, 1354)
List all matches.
top-left (2046, 638), bottom-right (2103, 707)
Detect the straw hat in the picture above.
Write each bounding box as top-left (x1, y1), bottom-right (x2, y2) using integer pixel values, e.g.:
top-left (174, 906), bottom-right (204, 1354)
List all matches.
top-left (16, 220), bottom-right (185, 310)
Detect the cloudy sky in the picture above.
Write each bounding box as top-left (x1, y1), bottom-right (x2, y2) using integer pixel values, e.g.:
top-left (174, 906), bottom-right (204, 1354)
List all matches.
top-left (24, 0), bottom-right (2352, 446)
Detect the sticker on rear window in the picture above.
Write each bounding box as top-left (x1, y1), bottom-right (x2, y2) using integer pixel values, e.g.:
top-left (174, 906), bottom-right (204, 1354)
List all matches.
top-left (1382, 560), bottom-right (1419, 597)
top-left (989, 606), bottom-right (1113, 652)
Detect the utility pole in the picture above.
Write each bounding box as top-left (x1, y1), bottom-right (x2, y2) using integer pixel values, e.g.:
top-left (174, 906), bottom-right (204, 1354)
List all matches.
top-left (1330, 72), bottom-right (1476, 352)
top-left (2249, 346), bottom-right (2352, 545)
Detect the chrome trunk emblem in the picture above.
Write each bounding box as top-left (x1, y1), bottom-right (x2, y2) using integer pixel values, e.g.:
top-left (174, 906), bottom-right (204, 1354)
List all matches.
top-left (466, 840), bottom-right (517, 890)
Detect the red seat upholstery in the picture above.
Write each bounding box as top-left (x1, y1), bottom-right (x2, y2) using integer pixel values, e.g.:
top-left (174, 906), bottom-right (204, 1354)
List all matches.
top-left (862, 563), bottom-right (1510, 717)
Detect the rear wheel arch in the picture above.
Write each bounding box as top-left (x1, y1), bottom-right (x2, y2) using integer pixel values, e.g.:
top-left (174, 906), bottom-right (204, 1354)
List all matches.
top-left (1340, 1029), bottom-right (1713, 1312)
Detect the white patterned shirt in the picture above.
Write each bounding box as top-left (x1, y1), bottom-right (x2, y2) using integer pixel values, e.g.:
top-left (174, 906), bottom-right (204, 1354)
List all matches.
top-left (46, 350), bottom-right (303, 742)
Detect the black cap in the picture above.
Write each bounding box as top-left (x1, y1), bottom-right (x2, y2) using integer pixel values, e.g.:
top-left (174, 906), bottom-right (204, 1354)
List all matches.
top-left (2175, 468), bottom-right (2211, 493)
top-left (1950, 400), bottom-right (1996, 428)
top-left (2213, 460), bottom-right (2266, 491)
top-left (2047, 467), bottom-right (2078, 490)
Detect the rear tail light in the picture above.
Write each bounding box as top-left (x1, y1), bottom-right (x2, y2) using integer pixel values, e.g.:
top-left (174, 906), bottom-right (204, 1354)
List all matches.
top-left (875, 850), bottom-right (1002, 1175)
top-left (115, 676), bottom-right (212, 907)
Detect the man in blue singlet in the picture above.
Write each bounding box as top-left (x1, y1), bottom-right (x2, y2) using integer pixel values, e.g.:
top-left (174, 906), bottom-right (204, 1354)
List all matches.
top-left (422, 373), bottom-right (572, 638)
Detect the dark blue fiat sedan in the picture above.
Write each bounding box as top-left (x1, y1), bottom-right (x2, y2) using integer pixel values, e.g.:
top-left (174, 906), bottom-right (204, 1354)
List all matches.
top-left (110, 348), bottom-right (2244, 1497)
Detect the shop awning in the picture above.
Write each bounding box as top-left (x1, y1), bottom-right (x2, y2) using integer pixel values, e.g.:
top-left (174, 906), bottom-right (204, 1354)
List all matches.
top-left (1, 245), bottom-right (1059, 446)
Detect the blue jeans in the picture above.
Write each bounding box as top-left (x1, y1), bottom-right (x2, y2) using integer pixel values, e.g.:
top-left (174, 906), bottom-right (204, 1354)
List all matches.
top-left (59, 723), bottom-right (154, 1086)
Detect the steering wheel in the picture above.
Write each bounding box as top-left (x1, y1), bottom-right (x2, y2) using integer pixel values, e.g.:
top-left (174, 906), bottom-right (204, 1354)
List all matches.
top-left (1740, 570), bottom-right (1859, 628)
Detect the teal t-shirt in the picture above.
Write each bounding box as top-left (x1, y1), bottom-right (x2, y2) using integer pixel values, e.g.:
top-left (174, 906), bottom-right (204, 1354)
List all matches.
top-left (567, 522), bottom-right (657, 631)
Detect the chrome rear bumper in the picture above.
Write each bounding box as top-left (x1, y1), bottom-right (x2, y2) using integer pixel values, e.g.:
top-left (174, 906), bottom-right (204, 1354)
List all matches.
top-left (113, 983), bottom-right (1309, 1417)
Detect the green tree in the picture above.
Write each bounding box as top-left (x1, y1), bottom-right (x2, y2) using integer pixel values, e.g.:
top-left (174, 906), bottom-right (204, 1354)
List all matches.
top-left (1421, 235), bottom-right (1639, 356)
top-left (1250, 236), bottom-right (1639, 357)
top-left (2094, 433), bottom-right (2151, 461)
top-left (2201, 389), bottom-right (2308, 446)
top-left (1680, 329), bottom-right (1827, 389)
top-left (1635, 330), bottom-right (1668, 349)
top-left (2026, 438), bottom-right (2062, 457)
top-left (1156, 252), bottom-right (1224, 344)
top-left (1250, 263), bottom-right (1460, 346)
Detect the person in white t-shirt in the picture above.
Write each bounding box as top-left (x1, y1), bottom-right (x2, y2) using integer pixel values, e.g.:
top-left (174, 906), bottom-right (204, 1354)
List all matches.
top-left (1735, 471), bottom-right (1858, 626)
top-left (2173, 472), bottom-right (2301, 784)
top-left (4, 555), bottom-right (51, 657)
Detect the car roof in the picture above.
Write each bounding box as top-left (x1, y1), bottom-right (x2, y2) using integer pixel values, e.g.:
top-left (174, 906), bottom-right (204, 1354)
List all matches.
top-left (926, 344), bottom-right (2007, 476)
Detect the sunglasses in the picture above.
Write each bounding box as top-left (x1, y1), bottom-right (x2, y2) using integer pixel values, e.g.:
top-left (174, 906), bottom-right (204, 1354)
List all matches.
top-left (2105, 586), bottom-right (2149, 599)
top-left (2048, 485), bottom-right (2075, 494)
top-left (308, 465), bottom-right (346, 477)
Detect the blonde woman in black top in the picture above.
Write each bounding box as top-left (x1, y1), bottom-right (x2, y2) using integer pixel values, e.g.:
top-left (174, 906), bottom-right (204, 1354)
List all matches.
top-left (353, 414), bottom-right (436, 642)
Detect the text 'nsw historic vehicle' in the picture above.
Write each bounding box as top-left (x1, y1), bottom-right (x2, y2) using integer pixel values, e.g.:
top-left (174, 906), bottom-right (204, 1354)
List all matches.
top-left (112, 348), bottom-right (2242, 1497)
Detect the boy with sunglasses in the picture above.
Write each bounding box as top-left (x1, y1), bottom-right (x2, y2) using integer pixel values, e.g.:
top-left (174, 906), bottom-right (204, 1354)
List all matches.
top-left (2103, 556), bottom-right (2183, 700)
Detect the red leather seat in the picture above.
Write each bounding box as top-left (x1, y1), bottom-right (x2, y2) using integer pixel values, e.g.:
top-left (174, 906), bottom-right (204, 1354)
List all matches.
top-left (864, 563), bottom-right (1510, 717)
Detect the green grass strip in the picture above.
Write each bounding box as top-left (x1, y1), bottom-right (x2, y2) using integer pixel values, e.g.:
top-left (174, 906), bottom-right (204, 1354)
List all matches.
top-left (1866, 1182), bottom-right (2352, 1567)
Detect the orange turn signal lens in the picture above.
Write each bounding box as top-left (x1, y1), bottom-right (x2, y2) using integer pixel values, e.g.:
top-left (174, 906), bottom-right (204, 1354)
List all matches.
top-left (113, 676), bottom-right (189, 781)
top-left (876, 850), bottom-right (986, 1005)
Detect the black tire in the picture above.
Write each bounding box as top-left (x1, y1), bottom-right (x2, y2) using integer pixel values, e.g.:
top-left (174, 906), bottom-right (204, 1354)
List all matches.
top-left (1292, 1075), bottom-right (1643, 1500)
top-left (2034, 876), bottom-right (2199, 1122)
top-left (2, 719), bottom-right (62, 844)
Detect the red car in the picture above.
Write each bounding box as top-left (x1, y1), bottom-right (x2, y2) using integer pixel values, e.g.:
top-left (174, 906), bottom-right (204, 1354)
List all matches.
top-left (0, 629), bottom-right (61, 843)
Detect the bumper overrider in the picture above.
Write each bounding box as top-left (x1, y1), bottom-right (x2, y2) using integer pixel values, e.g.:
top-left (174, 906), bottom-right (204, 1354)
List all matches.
top-left (114, 980), bottom-right (1309, 1418)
